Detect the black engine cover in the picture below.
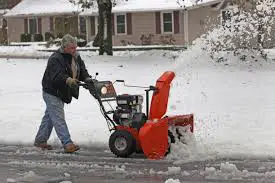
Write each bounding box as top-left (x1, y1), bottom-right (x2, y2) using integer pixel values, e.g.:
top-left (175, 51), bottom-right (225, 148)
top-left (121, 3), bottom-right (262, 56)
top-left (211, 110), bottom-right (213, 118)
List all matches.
top-left (116, 94), bottom-right (143, 106)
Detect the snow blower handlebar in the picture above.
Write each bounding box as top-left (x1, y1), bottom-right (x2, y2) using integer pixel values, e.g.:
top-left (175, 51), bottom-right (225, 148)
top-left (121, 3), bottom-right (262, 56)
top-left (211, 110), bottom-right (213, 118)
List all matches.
top-left (78, 79), bottom-right (118, 130)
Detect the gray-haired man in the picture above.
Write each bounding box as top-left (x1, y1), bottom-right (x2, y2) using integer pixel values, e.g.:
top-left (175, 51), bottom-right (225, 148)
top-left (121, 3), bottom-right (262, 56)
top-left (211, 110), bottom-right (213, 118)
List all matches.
top-left (34, 34), bottom-right (91, 153)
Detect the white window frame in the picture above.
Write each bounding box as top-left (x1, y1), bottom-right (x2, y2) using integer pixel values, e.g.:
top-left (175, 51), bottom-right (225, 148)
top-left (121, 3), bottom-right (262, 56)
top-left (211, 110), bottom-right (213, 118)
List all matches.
top-left (28, 18), bottom-right (38, 34)
top-left (115, 13), bottom-right (127, 35)
top-left (161, 12), bottom-right (174, 34)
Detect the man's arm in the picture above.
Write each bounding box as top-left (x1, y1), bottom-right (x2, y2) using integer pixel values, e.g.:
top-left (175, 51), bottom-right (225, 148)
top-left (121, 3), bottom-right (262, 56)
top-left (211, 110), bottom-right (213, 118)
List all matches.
top-left (48, 57), bottom-right (70, 86)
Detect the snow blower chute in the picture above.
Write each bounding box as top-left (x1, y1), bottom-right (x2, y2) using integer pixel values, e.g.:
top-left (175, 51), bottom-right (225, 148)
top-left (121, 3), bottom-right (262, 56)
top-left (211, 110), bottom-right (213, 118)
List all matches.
top-left (79, 71), bottom-right (194, 160)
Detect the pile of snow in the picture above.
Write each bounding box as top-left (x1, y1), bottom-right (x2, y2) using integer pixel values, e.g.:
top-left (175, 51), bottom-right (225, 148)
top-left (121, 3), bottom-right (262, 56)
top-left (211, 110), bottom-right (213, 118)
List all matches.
top-left (165, 178), bottom-right (180, 183)
top-left (6, 170), bottom-right (73, 183)
top-left (203, 162), bottom-right (275, 181)
top-left (0, 45), bottom-right (51, 58)
top-left (7, 171), bottom-right (45, 183)
top-left (192, 0), bottom-right (275, 63)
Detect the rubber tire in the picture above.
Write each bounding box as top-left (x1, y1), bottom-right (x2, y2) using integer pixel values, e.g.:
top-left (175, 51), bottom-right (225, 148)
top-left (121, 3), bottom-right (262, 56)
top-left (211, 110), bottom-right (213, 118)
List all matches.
top-left (109, 130), bottom-right (136, 158)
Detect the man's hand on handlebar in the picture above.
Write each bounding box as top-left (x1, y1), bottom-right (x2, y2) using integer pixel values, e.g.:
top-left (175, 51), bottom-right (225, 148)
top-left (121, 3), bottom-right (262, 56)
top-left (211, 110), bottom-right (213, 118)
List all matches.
top-left (84, 77), bottom-right (94, 83)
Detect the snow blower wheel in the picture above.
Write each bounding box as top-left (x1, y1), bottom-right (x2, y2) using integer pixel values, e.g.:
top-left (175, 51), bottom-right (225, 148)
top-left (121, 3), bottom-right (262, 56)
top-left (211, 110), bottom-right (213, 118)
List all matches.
top-left (109, 130), bottom-right (136, 158)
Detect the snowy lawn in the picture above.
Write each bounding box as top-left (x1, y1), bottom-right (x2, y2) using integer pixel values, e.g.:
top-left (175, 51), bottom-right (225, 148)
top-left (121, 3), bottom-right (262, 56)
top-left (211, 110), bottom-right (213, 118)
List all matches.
top-left (1, 48), bottom-right (275, 162)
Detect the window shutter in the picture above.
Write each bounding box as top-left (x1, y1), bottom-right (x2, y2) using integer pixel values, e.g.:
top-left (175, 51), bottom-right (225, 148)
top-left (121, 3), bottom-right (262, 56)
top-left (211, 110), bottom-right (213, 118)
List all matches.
top-left (173, 11), bottom-right (179, 34)
top-left (38, 18), bottom-right (42, 34)
top-left (126, 13), bottom-right (132, 35)
top-left (155, 12), bottom-right (161, 34)
top-left (24, 18), bottom-right (28, 33)
top-left (90, 16), bottom-right (95, 36)
top-left (112, 14), bottom-right (115, 35)
top-left (50, 17), bottom-right (54, 32)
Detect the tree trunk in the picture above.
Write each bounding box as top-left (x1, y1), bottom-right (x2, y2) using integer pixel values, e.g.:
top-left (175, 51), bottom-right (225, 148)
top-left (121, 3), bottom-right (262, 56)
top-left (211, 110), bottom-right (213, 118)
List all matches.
top-left (93, 0), bottom-right (113, 56)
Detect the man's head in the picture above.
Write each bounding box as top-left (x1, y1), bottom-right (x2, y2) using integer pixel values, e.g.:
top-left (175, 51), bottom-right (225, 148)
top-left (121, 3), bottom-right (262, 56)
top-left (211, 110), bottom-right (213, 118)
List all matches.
top-left (61, 34), bottom-right (77, 56)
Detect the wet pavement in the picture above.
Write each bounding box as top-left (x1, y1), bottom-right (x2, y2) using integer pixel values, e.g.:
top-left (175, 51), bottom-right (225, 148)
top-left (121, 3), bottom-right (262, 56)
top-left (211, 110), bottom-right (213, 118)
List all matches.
top-left (0, 144), bottom-right (275, 183)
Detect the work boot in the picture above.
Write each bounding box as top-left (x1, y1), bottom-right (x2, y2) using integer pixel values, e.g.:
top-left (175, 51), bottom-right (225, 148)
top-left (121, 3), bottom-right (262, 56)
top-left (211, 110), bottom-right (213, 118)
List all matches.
top-left (34, 142), bottom-right (53, 150)
top-left (64, 143), bottom-right (80, 153)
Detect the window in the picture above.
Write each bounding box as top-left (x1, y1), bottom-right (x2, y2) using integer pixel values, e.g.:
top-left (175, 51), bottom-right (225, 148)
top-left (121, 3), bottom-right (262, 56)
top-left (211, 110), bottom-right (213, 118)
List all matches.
top-left (116, 14), bottom-right (126, 34)
top-left (79, 17), bottom-right (86, 34)
top-left (28, 18), bottom-right (37, 34)
top-left (162, 12), bottom-right (173, 33)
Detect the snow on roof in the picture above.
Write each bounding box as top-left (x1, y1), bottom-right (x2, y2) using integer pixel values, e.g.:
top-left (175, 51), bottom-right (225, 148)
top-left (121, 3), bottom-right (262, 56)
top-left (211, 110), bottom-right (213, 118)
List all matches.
top-left (4, 0), bottom-right (82, 17)
top-left (80, 0), bottom-right (220, 16)
top-left (0, 9), bottom-right (9, 15)
top-left (4, 0), bottom-right (220, 17)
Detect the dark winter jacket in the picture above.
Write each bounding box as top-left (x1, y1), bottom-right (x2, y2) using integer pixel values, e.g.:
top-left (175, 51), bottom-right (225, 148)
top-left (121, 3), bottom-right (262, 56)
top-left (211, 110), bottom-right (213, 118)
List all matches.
top-left (42, 48), bottom-right (90, 103)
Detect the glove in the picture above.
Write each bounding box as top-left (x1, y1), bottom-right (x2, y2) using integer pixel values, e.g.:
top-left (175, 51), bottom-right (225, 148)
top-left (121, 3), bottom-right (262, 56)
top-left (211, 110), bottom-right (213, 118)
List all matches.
top-left (84, 77), bottom-right (93, 83)
top-left (66, 77), bottom-right (79, 88)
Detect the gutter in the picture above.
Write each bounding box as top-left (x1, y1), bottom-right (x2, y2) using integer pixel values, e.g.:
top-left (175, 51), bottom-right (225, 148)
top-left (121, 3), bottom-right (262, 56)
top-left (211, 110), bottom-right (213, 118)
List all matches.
top-left (4, 11), bottom-right (80, 18)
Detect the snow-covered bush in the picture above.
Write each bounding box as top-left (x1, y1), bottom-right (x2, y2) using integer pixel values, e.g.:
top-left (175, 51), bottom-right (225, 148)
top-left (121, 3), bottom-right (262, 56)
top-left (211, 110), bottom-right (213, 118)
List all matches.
top-left (194, 0), bottom-right (275, 62)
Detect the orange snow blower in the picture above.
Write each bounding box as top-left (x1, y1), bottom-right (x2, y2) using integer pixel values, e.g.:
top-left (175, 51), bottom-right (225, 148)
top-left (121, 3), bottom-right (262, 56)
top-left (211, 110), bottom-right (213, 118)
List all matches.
top-left (79, 71), bottom-right (193, 160)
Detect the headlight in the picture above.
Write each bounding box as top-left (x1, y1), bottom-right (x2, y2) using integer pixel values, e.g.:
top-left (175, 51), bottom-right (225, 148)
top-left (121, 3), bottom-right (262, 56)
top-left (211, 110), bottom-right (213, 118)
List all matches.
top-left (100, 86), bottom-right (108, 95)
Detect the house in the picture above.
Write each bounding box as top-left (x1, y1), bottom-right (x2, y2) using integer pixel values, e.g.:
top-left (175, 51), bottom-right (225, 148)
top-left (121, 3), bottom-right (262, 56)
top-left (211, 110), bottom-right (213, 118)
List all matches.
top-left (4, 0), bottom-right (81, 43)
top-left (0, 0), bottom-right (22, 44)
top-left (4, 0), bottom-right (224, 46)
top-left (79, 0), bottom-right (222, 46)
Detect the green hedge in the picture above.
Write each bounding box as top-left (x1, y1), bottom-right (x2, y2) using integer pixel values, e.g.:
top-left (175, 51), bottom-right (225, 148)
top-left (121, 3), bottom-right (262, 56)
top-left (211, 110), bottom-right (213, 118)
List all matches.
top-left (45, 32), bottom-right (55, 41)
top-left (20, 33), bottom-right (31, 42)
top-left (34, 33), bottom-right (43, 41)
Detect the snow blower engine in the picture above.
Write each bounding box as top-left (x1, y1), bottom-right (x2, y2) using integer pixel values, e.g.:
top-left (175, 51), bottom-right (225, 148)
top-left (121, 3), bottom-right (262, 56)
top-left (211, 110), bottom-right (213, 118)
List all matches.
top-left (79, 71), bottom-right (194, 160)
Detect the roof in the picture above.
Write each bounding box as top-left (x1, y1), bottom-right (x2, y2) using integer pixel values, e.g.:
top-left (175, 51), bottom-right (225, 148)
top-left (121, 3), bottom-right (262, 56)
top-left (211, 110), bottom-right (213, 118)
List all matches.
top-left (4, 0), bottom-right (81, 17)
top-left (4, 0), bottom-right (220, 17)
top-left (0, 9), bottom-right (9, 15)
top-left (80, 0), bottom-right (221, 16)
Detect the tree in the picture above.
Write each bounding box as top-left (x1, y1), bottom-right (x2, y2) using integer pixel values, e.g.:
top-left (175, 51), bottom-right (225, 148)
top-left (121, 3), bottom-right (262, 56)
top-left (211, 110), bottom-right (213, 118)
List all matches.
top-left (93, 0), bottom-right (113, 55)
top-left (196, 0), bottom-right (275, 61)
top-left (70, 0), bottom-right (127, 55)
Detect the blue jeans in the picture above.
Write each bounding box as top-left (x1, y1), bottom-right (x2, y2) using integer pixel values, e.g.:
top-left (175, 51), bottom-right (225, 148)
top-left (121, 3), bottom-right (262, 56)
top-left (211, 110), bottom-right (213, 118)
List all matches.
top-left (35, 91), bottom-right (73, 146)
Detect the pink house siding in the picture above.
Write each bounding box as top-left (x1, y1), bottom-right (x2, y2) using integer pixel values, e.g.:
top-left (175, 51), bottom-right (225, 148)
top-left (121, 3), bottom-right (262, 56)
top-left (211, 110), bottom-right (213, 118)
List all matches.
top-left (7, 17), bottom-right (24, 42)
top-left (187, 5), bottom-right (220, 43)
top-left (85, 4), bottom-right (219, 46)
top-left (7, 16), bottom-right (51, 42)
top-left (112, 11), bottom-right (186, 45)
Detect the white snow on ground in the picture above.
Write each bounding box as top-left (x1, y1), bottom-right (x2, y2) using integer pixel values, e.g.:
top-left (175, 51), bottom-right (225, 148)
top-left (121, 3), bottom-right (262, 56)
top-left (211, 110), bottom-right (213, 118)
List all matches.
top-left (165, 178), bottom-right (180, 183)
top-left (1, 43), bottom-right (275, 182)
top-left (6, 170), bottom-right (72, 183)
top-left (202, 162), bottom-right (275, 181)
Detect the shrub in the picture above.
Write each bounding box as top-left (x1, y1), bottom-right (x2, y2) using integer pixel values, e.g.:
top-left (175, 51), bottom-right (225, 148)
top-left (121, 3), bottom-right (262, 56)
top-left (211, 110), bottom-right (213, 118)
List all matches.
top-left (140, 34), bottom-right (154, 45)
top-left (160, 35), bottom-right (176, 45)
top-left (45, 32), bottom-right (55, 41)
top-left (33, 33), bottom-right (43, 42)
top-left (76, 34), bottom-right (87, 47)
top-left (20, 33), bottom-right (31, 42)
top-left (56, 32), bottom-right (64, 38)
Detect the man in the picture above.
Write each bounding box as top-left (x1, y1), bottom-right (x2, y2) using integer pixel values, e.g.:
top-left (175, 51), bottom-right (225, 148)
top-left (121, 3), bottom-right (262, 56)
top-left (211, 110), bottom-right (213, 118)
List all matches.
top-left (34, 34), bottom-right (91, 153)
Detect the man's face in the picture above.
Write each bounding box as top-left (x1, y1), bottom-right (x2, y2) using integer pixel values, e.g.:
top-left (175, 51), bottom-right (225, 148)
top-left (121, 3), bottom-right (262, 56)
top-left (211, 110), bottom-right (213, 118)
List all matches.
top-left (64, 43), bottom-right (77, 56)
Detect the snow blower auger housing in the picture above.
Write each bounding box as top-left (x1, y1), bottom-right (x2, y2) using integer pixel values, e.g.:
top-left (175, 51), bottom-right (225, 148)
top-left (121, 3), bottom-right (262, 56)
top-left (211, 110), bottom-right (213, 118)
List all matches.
top-left (79, 71), bottom-right (194, 160)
